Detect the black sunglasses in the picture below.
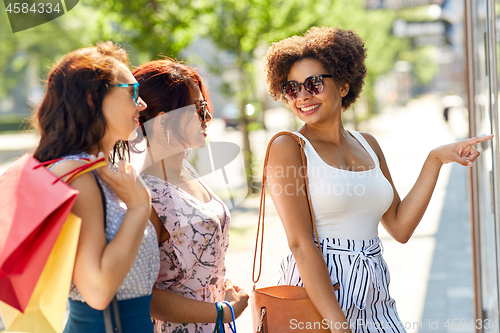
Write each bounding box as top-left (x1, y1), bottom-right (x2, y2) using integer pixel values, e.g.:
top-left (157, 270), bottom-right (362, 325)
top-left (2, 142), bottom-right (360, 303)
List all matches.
top-left (280, 74), bottom-right (333, 101)
top-left (195, 99), bottom-right (208, 122)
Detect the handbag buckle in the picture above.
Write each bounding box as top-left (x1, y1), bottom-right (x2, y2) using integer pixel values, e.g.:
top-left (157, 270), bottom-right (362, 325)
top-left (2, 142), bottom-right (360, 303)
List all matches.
top-left (256, 307), bottom-right (267, 332)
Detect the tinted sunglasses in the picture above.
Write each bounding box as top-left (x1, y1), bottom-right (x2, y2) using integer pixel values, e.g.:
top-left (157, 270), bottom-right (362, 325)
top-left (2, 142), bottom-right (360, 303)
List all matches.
top-left (195, 99), bottom-right (208, 122)
top-left (110, 82), bottom-right (140, 106)
top-left (280, 74), bottom-right (333, 101)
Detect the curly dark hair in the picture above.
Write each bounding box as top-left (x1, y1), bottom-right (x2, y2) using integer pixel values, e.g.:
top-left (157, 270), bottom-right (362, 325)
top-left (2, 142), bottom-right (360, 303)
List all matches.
top-left (264, 26), bottom-right (367, 110)
top-left (32, 41), bottom-right (129, 162)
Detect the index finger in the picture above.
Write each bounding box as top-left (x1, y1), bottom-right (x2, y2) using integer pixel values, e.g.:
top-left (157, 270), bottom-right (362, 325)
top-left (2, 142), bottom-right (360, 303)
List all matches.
top-left (465, 134), bottom-right (494, 145)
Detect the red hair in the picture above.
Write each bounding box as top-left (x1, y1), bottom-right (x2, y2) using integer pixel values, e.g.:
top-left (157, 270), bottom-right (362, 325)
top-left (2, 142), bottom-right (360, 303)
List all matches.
top-left (133, 59), bottom-right (211, 122)
top-left (132, 59), bottom-right (212, 148)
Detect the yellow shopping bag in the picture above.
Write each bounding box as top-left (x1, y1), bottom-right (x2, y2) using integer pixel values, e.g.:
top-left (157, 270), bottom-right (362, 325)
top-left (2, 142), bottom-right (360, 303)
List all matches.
top-left (0, 213), bottom-right (81, 333)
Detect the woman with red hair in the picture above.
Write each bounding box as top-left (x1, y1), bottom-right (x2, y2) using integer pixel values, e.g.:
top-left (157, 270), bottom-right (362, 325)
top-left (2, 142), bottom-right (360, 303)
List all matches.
top-left (133, 59), bottom-right (248, 333)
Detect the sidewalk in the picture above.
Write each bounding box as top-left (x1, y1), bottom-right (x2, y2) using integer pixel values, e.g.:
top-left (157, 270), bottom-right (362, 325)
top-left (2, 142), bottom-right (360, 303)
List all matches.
top-left (363, 95), bottom-right (473, 333)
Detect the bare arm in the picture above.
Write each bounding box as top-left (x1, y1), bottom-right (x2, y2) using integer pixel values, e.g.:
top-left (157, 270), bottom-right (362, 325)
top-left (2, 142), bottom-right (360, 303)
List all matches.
top-left (148, 199), bottom-right (248, 324)
top-left (266, 135), bottom-right (348, 333)
top-left (151, 280), bottom-right (248, 323)
top-left (50, 156), bottom-right (151, 310)
top-left (363, 133), bottom-right (493, 243)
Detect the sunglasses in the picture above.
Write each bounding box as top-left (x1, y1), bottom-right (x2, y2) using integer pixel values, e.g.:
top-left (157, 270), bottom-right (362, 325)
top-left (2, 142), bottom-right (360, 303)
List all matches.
top-left (280, 74), bottom-right (333, 101)
top-left (195, 99), bottom-right (208, 122)
top-left (110, 82), bottom-right (140, 106)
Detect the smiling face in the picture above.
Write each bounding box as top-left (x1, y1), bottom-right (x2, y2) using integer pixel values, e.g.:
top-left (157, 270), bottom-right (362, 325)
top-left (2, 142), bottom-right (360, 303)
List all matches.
top-left (286, 58), bottom-right (348, 125)
top-left (102, 62), bottom-right (147, 142)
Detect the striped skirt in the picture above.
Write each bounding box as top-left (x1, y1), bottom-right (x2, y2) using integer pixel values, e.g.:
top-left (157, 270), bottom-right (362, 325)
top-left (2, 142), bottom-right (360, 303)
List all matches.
top-left (278, 237), bottom-right (406, 333)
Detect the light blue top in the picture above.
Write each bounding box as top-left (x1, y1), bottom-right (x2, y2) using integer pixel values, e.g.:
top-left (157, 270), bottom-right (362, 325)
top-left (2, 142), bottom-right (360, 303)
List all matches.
top-left (50, 152), bottom-right (160, 301)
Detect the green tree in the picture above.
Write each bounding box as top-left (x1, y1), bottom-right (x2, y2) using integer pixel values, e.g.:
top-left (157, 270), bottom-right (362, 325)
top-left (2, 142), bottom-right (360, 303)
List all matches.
top-left (400, 45), bottom-right (439, 87)
top-left (204, 0), bottom-right (405, 190)
top-left (0, 4), bottom-right (122, 115)
top-left (87, 0), bottom-right (329, 193)
top-left (78, 0), bottom-right (405, 194)
top-left (317, 0), bottom-right (405, 116)
top-left (0, 0), bottom-right (405, 192)
top-left (84, 0), bottom-right (213, 60)
top-left (204, 0), bottom-right (329, 193)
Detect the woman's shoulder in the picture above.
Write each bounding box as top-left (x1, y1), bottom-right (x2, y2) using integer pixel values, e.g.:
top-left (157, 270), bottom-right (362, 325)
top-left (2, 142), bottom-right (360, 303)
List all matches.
top-left (267, 132), bottom-right (303, 166)
top-left (269, 131), bottom-right (303, 152)
top-left (140, 173), bottom-right (179, 206)
top-left (48, 156), bottom-right (102, 204)
top-left (358, 130), bottom-right (381, 143)
top-left (140, 172), bottom-right (167, 192)
top-left (354, 131), bottom-right (385, 159)
top-left (48, 153), bottom-right (92, 180)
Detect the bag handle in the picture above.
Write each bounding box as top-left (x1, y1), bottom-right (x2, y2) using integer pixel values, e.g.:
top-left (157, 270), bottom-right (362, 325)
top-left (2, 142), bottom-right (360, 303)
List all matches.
top-left (36, 156), bottom-right (108, 184)
top-left (57, 158), bottom-right (108, 184)
top-left (252, 131), bottom-right (321, 287)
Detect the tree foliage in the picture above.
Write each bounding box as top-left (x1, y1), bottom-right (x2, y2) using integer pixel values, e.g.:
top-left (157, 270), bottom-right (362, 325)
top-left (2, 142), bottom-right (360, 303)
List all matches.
top-left (0, 0), bottom-right (413, 191)
top-left (84, 0), bottom-right (213, 60)
top-left (0, 4), bottom-right (116, 112)
top-left (3, 0), bottom-right (403, 182)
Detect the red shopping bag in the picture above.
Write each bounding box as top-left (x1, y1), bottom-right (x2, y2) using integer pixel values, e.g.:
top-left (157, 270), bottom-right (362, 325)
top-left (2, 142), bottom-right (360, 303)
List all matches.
top-left (0, 154), bottom-right (106, 312)
top-left (0, 212), bottom-right (82, 333)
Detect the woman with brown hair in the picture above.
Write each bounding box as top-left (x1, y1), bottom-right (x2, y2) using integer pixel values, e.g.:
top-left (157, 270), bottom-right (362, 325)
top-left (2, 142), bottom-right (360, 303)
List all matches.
top-left (33, 42), bottom-right (160, 332)
top-left (263, 26), bottom-right (492, 332)
top-left (132, 59), bottom-right (248, 333)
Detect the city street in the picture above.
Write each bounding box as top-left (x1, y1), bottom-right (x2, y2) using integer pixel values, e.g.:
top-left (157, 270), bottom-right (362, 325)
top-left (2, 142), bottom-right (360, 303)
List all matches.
top-left (0, 94), bottom-right (474, 332)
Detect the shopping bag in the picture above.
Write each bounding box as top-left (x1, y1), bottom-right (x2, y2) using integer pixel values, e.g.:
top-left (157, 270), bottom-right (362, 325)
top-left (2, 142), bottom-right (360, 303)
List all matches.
top-left (0, 212), bottom-right (81, 333)
top-left (0, 154), bottom-right (106, 312)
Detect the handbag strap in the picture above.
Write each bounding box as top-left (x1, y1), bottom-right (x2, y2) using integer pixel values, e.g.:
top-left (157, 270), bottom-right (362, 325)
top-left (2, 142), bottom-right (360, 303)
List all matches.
top-left (103, 298), bottom-right (122, 333)
top-left (93, 173), bottom-right (123, 333)
top-left (252, 131), bottom-right (322, 286)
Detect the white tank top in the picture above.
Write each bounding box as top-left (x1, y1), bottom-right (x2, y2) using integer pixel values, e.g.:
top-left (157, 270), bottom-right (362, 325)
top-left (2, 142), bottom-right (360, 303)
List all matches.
top-left (294, 130), bottom-right (394, 240)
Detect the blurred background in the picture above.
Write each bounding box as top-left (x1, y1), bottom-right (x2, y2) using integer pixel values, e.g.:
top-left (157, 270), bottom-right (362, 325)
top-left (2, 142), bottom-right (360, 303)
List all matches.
top-left (0, 0), bottom-right (466, 183)
top-left (2, 0), bottom-right (498, 332)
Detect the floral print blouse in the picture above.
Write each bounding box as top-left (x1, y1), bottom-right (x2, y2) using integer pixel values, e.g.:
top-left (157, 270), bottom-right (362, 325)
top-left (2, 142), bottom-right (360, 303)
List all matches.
top-left (141, 160), bottom-right (230, 333)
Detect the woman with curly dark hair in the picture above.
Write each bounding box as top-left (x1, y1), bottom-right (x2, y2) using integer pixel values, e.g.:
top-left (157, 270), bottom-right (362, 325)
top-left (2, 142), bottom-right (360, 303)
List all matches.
top-left (263, 26), bottom-right (491, 332)
top-left (34, 42), bottom-right (160, 332)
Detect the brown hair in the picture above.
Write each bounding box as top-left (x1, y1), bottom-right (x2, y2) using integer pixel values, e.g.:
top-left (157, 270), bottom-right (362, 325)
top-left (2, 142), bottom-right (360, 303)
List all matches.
top-left (264, 26), bottom-right (367, 110)
top-left (132, 59), bottom-right (211, 148)
top-left (32, 41), bottom-right (129, 162)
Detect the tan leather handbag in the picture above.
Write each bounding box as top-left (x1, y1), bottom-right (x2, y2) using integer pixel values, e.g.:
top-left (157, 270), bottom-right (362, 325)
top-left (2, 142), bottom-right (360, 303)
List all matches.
top-left (251, 131), bottom-right (336, 333)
